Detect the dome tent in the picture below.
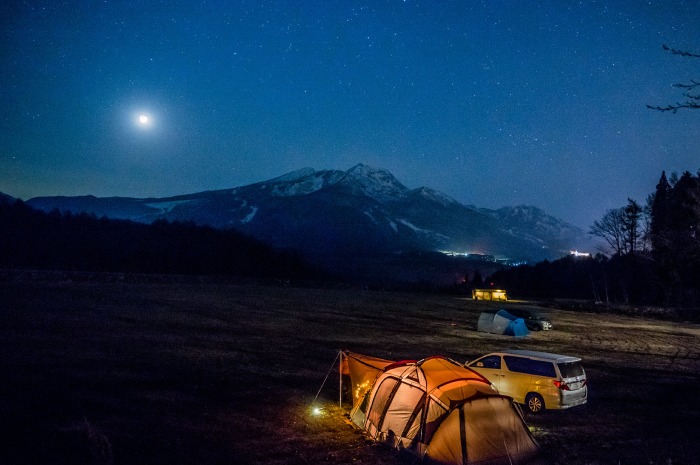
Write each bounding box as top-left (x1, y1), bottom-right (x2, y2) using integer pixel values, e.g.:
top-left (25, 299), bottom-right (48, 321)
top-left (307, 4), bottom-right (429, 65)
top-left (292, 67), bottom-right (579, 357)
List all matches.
top-left (341, 351), bottom-right (539, 465)
top-left (477, 309), bottom-right (529, 336)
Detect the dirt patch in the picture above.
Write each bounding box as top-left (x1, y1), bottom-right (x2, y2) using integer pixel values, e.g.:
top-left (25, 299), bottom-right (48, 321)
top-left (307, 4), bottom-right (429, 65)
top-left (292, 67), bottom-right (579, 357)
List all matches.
top-left (0, 276), bottom-right (698, 464)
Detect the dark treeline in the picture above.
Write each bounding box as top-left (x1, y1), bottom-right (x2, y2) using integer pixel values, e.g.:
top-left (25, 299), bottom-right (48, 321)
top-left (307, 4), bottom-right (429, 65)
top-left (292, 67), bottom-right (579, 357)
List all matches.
top-left (489, 254), bottom-right (662, 304)
top-left (490, 170), bottom-right (700, 320)
top-left (0, 199), bottom-right (317, 279)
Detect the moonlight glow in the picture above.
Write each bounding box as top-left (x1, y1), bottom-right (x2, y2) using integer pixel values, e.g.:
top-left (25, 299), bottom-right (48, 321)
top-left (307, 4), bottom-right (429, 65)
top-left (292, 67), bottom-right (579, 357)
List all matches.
top-left (135, 113), bottom-right (153, 129)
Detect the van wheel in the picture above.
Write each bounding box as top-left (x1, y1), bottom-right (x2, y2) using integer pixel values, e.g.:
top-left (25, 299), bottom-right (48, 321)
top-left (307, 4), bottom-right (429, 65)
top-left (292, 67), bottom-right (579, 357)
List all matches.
top-left (525, 393), bottom-right (544, 414)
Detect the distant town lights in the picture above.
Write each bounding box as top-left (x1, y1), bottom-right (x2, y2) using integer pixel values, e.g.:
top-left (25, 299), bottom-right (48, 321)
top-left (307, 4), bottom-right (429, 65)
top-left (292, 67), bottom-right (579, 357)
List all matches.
top-left (570, 250), bottom-right (590, 257)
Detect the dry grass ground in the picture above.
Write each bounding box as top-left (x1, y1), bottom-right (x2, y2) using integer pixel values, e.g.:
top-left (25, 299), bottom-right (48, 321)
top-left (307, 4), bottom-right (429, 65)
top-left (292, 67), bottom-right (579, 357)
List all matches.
top-left (0, 273), bottom-right (699, 464)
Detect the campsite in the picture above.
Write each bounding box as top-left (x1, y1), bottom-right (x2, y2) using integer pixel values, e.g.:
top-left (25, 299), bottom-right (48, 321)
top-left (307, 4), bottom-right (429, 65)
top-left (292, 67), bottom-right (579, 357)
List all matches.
top-left (1, 271), bottom-right (699, 465)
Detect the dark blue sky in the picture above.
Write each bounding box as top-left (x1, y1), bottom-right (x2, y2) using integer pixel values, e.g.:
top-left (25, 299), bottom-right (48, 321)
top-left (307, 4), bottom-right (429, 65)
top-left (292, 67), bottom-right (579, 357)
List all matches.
top-left (1, 1), bottom-right (698, 228)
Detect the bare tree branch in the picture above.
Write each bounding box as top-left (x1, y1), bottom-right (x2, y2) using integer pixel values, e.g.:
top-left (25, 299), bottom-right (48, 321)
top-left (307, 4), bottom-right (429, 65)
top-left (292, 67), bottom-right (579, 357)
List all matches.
top-left (647, 45), bottom-right (700, 112)
top-left (646, 101), bottom-right (700, 113)
top-left (674, 79), bottom-right (700, 91)
top-left (590, 208), bottom-right (627, 255)
top-left (662, 44), bottom-right (700, 58)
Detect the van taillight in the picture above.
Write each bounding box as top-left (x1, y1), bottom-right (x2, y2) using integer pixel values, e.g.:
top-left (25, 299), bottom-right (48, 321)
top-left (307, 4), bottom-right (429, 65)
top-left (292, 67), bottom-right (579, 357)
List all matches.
top-left (553, 380), bottom-right (570, 391)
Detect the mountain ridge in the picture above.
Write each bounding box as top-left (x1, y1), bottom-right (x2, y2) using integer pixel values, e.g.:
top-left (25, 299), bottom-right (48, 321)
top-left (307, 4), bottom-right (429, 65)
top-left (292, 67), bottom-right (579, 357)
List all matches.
top-left (23, 164), bottom-right (593, 274)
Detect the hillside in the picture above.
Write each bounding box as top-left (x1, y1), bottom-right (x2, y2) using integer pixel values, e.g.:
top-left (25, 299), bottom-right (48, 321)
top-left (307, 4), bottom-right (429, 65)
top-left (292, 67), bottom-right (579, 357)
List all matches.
top-left (25, 165), bottom-right (593, 277)
top-left (0, 199), bottom-right (315, 279)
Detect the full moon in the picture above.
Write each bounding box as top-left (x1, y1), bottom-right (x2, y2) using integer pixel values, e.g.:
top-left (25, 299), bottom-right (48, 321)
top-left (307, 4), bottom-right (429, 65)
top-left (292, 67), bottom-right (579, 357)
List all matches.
top-left (139, 114), bottom-right (149, 124)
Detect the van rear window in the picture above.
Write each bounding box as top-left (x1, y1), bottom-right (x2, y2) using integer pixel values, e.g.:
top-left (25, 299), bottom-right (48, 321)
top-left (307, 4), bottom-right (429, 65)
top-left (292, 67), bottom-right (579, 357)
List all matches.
top-left (557, 362), bottom-right (585, 378)
top-left (504, 356), bottom-right (556, 377)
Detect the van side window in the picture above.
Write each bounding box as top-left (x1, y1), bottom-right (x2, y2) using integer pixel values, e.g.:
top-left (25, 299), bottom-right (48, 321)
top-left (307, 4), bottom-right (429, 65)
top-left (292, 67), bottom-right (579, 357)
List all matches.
top-left (503, 356), bottom-right (529, 373)
top-left (504, 356), bottom-right (556, 377)
top-left (471, 355), bottom-right (501, 369)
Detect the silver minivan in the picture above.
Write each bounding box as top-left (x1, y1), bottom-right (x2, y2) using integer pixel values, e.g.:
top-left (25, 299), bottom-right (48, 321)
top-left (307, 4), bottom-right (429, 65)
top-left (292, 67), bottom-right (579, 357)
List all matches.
top-left (466, 349), bottom-right (588, 413)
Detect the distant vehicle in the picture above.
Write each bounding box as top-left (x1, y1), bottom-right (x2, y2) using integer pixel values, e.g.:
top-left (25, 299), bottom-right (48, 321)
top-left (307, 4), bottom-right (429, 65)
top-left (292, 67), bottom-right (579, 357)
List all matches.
top-left (506, 308), bottom-right (552, 331)
top-left (466, 350), bottom-right (588, 413)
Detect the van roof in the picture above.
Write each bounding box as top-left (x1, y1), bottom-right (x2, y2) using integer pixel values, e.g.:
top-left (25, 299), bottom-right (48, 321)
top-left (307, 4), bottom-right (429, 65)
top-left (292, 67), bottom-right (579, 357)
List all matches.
top-left (499, 349), bottom-right (581, 363)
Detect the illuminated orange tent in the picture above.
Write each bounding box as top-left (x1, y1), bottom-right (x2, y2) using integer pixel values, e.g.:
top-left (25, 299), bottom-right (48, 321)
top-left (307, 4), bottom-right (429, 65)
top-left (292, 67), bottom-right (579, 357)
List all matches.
top-left (341, 351), bottom-right (539, 465)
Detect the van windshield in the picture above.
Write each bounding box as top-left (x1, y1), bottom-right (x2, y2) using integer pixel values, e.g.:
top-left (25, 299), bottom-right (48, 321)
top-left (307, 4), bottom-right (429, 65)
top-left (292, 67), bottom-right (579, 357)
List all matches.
top-left (558, 361), bottom-right (585, 378)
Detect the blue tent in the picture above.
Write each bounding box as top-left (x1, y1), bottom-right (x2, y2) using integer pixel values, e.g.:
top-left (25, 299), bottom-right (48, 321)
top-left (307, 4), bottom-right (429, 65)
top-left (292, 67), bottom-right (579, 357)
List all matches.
top-left (477, 310), bottom-right (529, 337)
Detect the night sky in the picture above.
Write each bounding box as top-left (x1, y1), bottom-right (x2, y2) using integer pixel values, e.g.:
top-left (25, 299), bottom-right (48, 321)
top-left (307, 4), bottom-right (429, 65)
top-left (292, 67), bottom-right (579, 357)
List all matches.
top-left (1, 1), bottom-right (698, 228)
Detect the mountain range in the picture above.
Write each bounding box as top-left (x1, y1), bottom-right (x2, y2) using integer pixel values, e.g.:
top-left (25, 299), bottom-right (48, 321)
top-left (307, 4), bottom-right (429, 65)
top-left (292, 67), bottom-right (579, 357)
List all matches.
top-left (20, 164), bottom-right (592, 280)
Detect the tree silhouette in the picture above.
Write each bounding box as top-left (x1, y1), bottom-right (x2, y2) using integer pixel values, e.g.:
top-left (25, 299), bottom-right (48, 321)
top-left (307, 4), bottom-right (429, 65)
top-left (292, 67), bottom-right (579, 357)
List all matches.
top-left (647, 45), bottom-right (700, 112)
top-left (590, 199), bottom-right (645, 256)
top-left (650, 172), bottom-right (673, 281)
top-left (590, 208), bottom-right (626, 255)
top-left (622, 199), bottom-right (644, 255)
top-left (0, 199), bottom-right (317, 279)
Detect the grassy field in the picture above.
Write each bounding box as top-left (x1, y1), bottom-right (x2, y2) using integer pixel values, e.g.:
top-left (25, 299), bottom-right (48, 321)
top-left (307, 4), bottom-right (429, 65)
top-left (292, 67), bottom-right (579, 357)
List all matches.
top-left (1, 273), bottom-right (699, 464)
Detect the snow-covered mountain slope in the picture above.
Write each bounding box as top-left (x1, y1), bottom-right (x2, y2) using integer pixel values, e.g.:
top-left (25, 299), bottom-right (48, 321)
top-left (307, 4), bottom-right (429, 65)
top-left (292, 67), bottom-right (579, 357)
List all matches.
top-left (483, 205), bottom-right (590, 250)
top-left (25, 164), bottom-right (592, 266)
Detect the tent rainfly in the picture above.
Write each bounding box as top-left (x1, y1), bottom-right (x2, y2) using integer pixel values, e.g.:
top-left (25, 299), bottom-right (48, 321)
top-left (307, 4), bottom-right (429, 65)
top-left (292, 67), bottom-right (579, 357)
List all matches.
top-left (340, 351), bottom-right (539, 465)
top-left (477, 310), bottom-right (529, 337)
